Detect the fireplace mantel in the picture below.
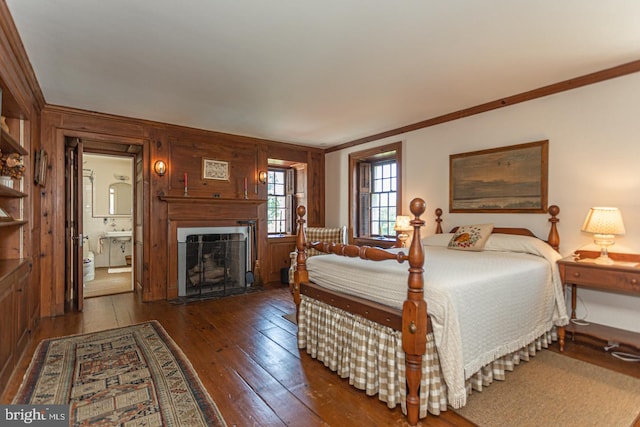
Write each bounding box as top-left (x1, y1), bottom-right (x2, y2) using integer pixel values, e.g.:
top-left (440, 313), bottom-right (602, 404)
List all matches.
top-left (159, 195), bottom-right (267, 205)
top-left (160, 194), bottom-right (266, 299)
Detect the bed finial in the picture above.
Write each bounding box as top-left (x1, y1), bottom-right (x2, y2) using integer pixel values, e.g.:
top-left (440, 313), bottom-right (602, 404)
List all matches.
top-left (434, 208), bottom-right (443, 234)
top-left (547, 204), bottom-right (560, 251)
top-left (409, 198), bottom-right (426, 217)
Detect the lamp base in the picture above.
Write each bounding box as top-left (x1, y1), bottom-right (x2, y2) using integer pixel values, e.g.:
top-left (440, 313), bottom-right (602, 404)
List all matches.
top-left (594, 241), bottom-right (615, 265)
top-left (397, 233), bottom-right (409, 248)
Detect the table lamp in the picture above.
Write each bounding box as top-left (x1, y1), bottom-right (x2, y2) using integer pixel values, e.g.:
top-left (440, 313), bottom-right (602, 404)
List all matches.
top-left (581, 207), bottom-right (625, 265)
top-left (394, 215), bottom-right (412, 247)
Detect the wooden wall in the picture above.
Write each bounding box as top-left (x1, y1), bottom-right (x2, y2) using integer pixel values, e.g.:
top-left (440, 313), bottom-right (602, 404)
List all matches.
top-left (2, 0), bottom-right (326, 317)
top-left (39, 106), bottom-right (325, 316)
top-left (0, 0), bottom-right (45, 390)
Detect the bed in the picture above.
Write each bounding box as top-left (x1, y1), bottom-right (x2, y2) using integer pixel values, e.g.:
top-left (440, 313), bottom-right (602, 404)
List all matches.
top-left (290, 198), bottom-right (568, 425)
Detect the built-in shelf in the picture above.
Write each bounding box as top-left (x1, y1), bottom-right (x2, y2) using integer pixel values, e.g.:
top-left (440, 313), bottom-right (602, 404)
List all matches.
top-left (159, 195), bottom-right (267, 205)
top-left (0, 128), bottom-right (28, 156)
top-left (0, 258), bottom-right (30, 283)
top-left (0, 220), bottom-right (27, 228)
top-left (0, 185), bottom-right (26, 198)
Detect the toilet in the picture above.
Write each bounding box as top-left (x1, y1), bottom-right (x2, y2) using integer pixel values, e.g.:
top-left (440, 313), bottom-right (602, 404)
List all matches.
top-left (83, 244), bottom-right (95, 282)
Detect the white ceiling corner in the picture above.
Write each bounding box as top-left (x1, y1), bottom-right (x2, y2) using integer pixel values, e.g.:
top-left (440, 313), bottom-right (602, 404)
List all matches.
top-left (6, 1), bottom-right (640, 147)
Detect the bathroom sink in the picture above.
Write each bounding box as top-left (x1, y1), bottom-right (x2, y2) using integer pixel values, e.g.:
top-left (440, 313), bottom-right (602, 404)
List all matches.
top-left (105, 230), bottom-right (132, 238)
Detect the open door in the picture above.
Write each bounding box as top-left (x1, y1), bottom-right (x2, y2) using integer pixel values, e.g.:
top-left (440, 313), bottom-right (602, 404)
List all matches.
top-left (65, 137), bottom-right (84, 311)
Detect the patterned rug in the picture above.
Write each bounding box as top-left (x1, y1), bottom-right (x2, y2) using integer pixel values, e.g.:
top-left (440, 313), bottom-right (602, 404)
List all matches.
top-left (13, 321), bottom-right (227, 426)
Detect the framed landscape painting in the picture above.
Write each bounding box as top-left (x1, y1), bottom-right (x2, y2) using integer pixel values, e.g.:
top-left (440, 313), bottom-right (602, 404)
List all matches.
top-left (449, 140), bottom-right (548, 213)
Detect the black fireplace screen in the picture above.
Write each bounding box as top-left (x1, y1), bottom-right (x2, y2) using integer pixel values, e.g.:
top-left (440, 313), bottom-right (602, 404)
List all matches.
top-left (183, 233), bottom-right (247, 297)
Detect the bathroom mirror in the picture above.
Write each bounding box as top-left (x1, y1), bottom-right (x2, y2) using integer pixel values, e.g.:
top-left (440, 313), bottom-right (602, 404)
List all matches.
top-left (109, 182), bottom-right (132, 215)
top-left (85, 153), bottom-right (134, 217)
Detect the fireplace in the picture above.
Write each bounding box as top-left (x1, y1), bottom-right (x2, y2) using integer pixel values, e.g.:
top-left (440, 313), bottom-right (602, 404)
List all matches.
top-left (177, 226), bottom-right (252, 298)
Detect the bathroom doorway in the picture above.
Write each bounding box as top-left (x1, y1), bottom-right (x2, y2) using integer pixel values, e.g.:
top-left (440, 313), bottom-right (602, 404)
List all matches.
top-left (65, 135), bottom-right (142, 311)
top-left (82, 152), bottom-right (135, 298)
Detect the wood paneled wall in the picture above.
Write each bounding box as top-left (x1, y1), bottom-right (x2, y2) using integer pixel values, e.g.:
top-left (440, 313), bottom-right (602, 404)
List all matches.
top-left (2, 0), bottom-right (325, 318)
top-left (1, 4), bottom-right (44, 311)
top-left (38, 106), bottom-right (325, 316)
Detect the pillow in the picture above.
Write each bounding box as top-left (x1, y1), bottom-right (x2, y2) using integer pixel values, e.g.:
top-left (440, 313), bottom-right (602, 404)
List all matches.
top-left (422, 233), bottom-right (455, 247)
top-left (447, 224), bottom-right (494, 251)
top-left (483, 233), bottom-right (561, 262)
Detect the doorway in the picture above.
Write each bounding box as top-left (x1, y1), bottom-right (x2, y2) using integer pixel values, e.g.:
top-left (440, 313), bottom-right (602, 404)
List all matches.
top-left (82, 153), bottom-right (134, 298)
top-left (65, 136), bottom-right (142, 312)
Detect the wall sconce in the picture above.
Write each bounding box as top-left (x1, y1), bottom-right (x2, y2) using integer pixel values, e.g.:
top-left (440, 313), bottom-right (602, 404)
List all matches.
top-left (258, 170), bottom-right (267, 184)
top-left (581, 206), bottom-right (626, 264)
top-left (394, 215), bottom-right (412, 247)
top-left (154, 160), bottom-right (167, 176)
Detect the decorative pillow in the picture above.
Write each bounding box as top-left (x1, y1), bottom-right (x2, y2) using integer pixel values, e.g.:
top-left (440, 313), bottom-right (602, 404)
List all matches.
top-left (447, 224), bottom-right (494, 251)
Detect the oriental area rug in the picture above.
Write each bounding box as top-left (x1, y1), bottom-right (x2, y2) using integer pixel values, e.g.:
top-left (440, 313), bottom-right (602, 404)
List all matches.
top-left (13, 321), bottom-right (226, 427)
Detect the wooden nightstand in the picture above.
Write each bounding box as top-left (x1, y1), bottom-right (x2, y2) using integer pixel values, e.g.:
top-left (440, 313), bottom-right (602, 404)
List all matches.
top-left (353, 237), bottom-right (398, 249)
top-left (557, 251), bottom-right (640, 352)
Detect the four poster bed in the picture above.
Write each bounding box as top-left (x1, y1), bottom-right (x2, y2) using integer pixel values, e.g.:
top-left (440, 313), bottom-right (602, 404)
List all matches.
top-left (290, 198), bottom-right (568, 425)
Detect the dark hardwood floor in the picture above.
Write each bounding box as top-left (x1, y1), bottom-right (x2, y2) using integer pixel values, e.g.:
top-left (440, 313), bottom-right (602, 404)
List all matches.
top-left (2, 286), bottom-right (639, 426)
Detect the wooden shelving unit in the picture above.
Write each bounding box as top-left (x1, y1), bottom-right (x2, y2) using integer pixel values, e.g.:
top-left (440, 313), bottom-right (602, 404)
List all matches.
top-left (0, 81), bottom-right (33, 392)
top-left (0, 126), bottom-right (27, 230)
top-left (0, 184), bottom-right (26, 198)
top-left (1, 127), bottom-right (28, 155)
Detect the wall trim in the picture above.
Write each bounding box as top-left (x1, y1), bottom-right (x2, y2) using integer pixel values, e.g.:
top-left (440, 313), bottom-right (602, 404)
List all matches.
top-left (325, 59), bottom-right (640, 153)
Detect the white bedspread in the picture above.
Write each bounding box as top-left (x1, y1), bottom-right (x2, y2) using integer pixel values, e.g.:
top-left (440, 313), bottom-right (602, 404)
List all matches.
top-left (306, 233), bottom-right (568, 408)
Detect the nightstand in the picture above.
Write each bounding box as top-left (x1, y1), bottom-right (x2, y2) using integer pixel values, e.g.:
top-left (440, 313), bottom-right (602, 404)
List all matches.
top-left (353, 237), bottom-right (398, 249)
top-left (557, 251), bottom-right (640, 352)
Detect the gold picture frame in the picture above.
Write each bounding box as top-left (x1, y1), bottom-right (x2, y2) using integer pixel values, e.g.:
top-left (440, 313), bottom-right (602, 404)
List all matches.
top-left (202, 158), bottom-right (229, 181)
top-left (449, 140), bottom-right (548, 213)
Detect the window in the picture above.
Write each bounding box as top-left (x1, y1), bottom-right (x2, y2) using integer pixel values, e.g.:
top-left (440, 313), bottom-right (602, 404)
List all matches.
top-left (370, 161), bottom-right (397, 236)
top-left (267, 169), bottom-right (287, 233)
top-left (349, 142), bottom-right (402, 239)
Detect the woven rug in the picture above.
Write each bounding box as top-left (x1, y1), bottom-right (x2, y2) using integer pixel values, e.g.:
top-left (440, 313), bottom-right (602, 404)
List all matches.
top-left (456, 350), bottom-right (640, 427)
top-left (13, 321), bottom-right (226, 427)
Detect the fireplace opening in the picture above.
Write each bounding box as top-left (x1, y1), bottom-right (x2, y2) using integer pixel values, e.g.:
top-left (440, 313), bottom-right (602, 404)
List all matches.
top-left (177, 226), bottom-right (251, 298)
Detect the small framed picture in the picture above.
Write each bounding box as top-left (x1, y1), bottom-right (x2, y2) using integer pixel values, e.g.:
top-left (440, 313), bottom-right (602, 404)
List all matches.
top-left (202, 158), bottom-right (229, 181)
top-left (0, 206), bottom-right (13, 222)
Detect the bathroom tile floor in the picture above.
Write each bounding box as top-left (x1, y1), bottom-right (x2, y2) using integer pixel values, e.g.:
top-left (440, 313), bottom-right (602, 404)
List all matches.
top-left (84, 267), bottom-right (133, 298)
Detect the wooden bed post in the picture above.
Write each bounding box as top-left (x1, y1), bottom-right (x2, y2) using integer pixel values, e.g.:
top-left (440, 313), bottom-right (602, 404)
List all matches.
top-left (434, 208), bottom-right (443, 234)
top-left (402, 198), bottom-right (427, 426)
top-left (547, 204), bottom-right (565, 351)
top-left (547, 205), bottom-right (560, 251)
top-left (292, 205), bottom-right (308, 320)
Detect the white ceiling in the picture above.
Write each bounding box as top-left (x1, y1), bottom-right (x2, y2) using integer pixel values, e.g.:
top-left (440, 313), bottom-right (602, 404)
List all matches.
top-left (6, 1), bottom-right (640, 148)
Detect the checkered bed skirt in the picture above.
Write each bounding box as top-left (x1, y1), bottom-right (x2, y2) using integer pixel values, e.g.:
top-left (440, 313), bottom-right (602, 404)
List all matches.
top-left (297, 295), bottom-right (556, 419)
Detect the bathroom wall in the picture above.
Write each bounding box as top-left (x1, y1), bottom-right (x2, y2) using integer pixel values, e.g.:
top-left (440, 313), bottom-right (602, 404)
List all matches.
top-left (83, 154), bottom-right (133, 268)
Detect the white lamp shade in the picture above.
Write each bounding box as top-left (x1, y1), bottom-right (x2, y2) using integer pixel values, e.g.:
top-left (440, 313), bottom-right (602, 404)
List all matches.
top-left (581, 207), bottom-right (626, 235)
top-left (394, 215), bottom-right (412, 231)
